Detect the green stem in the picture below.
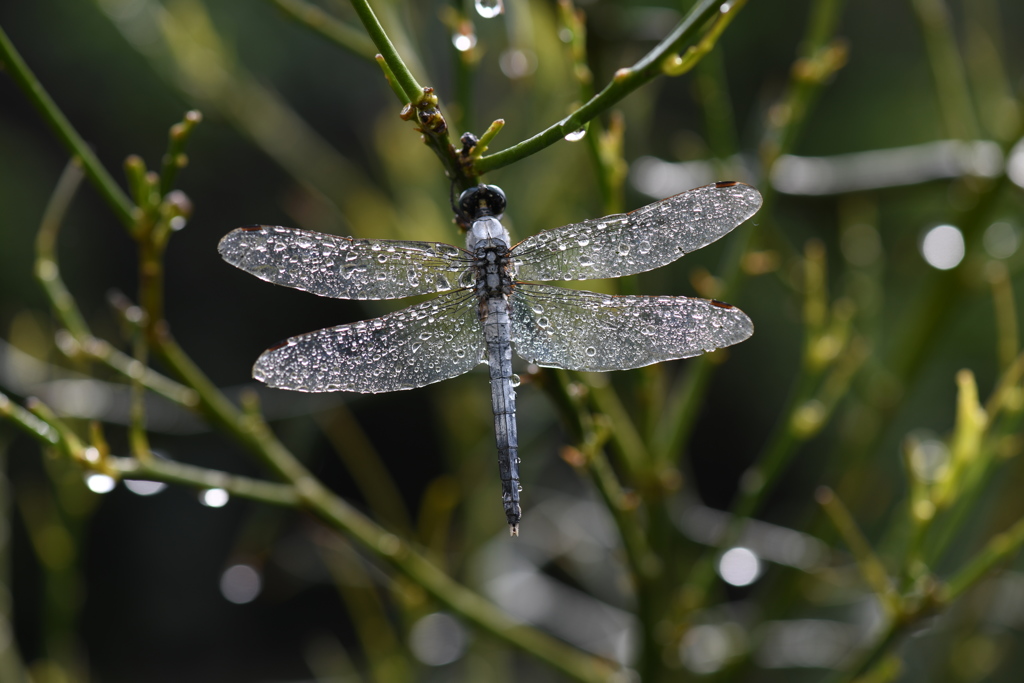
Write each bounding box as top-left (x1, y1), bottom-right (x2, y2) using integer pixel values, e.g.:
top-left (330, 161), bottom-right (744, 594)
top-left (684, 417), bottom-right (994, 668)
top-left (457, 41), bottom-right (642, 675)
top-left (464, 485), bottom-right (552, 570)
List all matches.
top-left (0, 23), bottom-right (136, 228)
top-left (546, 371), bottom-right (659, 608)
top-left (909, 0), bottom-right (981, 140)
top-left (586, 378), bottom-right (652, 485)
top-left (827, 622), bottom-right (902, 683)
top-left (475, 0), bottom-right (735, 173)
top-left (942, 513), bottom-right (1024, 602)
top-left (35, 161), bottom-right (91, 340)
top-left (272, 0), bottom-right (378, 60)
top-left (348, 0), bottom-right (422, 102)
top-left (152, 334), bottom-right (615, 682)
top-left (114, 456), bottom-right (301, 507)
top-left (0, 392), bottom-right (60, 447)
top-left (656, 0), bottom-right (847, 462)
top-left (33, 163), bottom-right (197, 408)
top-left (817, 487), bottom-right (900, 612)
top-left (159, 109), bottom-right (202, 196)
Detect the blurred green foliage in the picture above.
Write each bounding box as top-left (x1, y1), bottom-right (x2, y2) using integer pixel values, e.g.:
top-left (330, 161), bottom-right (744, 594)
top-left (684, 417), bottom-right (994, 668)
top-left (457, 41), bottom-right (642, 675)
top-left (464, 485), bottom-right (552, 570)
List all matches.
top-left (1, 0), bottom-right (1024, 682)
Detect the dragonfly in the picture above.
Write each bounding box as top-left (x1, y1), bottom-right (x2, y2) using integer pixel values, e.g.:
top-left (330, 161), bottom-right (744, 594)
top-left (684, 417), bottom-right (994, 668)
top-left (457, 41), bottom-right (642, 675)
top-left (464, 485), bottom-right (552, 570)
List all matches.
top-left (219, 181), bottom-right (762, 535)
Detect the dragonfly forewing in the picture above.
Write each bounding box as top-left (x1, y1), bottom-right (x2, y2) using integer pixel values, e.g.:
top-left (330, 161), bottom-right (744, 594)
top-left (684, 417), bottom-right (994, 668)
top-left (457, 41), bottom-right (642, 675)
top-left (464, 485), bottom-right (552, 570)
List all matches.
top-left (254, 290), bottom-right (485, 393)
top-left (219, 226), bottom-right (473, 300)
top-left (513, 182), bottom-right (762, 282)
top-left (510, 283), bottom-right (753, 372)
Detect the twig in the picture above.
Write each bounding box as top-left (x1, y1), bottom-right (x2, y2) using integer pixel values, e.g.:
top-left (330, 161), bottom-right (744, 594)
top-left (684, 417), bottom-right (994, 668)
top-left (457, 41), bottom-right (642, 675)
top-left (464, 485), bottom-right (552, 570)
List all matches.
top-left (152, 332), bottom-right (618, 682)
top-left (941, 514), bottom-right (1024, 602)
top-left (909, 0), bottom-right (981, 140)
top-left (34, 161), bottom-right (90, 340)
top-left (0, 392), bottom-right (60, 447)
top-left (475, 0), bottom-right (741, 173)
top-left (115, 456), bottom-right (302, 507)
top-left (347, 0), bottom-right (422, 102)
top-left (159, 109), bottom-right (202, 196)
top-left (33, 162), bottom-right (198, 408)
top-left (0, 23), bottom-right (136, 228)
top-left (816, 487), bottom-right (900, 614)
top-left (272, 0), bottom-right (377, 60)
top-left (653, 0), bottom-right (848, 463)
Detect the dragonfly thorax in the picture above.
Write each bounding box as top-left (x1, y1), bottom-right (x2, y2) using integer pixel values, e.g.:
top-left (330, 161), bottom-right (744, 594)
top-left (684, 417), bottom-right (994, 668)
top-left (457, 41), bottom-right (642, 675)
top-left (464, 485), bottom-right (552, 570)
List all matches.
top-left (473, 247), bottom-right (514, 298)
top-left (466, 216), bottom-right (511, 251)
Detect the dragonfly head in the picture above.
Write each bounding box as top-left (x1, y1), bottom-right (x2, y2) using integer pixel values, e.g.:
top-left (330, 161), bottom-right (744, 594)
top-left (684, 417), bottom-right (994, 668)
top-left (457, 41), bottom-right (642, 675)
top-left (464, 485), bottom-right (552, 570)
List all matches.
top-left (457, 184), bottom-right (506, 222)
top-left (460, 184), bottom-right (510, 250)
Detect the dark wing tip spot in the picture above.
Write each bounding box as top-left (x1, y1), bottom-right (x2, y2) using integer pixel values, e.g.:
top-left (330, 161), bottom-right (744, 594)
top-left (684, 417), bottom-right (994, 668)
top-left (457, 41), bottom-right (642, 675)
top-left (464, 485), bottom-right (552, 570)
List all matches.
top-left (714, 180), bottom-right (739, 188)
top-left (709, 299), bottom-right (735, 309)
top-left (239, 225), bottom-right (265, 231)
top-left (266, 340), bottom-right (290, 352)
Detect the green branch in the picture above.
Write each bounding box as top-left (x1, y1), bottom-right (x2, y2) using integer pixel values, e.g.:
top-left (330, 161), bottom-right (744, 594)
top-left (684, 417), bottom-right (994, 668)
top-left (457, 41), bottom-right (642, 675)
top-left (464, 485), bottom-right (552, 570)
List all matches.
top-left (348, 0), bottom-right (422, 102)
top-left (475, 0), bottom-right (739, 174)
top-left (942, 514), bottom-right (1024, 602)
top-left (0, 392), bottom-right (60, 447)
top-left (34, 160), bottom-right (197, 408)
top-left (272, 0), bottom-right (377, 60)
top-left (113, 456), bottom-right (302, 507)
top-left (655, 0), bottom-right (848, 464)
top-left (0, 23), bottom-right (136, 228)
top-left (151, 332), bottom-right (616, 682)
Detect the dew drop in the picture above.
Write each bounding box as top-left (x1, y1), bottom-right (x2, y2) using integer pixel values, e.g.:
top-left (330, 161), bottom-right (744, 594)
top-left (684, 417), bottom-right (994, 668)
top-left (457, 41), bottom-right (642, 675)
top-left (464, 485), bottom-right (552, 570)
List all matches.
top-left (564, 127), bottom-right (587, 142)
top-left (475, 0), bottom-right (504, 19)
top-left (585, 346), bottom-right (597, 357)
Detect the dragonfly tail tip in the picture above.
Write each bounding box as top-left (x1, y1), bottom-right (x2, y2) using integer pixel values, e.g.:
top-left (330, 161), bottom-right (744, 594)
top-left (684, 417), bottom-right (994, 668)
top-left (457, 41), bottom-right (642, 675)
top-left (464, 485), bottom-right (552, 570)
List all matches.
top-left (509, 523), bottom-right (519, 537)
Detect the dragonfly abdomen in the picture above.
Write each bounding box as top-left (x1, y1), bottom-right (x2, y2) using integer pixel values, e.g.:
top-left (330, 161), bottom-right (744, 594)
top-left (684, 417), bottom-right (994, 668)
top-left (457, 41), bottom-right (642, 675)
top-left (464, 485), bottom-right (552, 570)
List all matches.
top-left (474, 242), bottom-right (521, 536)
top-left (482, 295), bottom-right (521, 536)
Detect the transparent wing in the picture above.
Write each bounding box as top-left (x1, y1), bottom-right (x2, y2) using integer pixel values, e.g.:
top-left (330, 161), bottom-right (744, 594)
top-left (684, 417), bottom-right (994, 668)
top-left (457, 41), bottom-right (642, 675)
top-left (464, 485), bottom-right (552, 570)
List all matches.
top-left (512, 182), bottom-right (762, 282)
top-left (254, 290), bottom-right (485, 393)
top-left (219, 225), bottom-right (473, 300)
top-left (510, 283), bottom-right (752, 372)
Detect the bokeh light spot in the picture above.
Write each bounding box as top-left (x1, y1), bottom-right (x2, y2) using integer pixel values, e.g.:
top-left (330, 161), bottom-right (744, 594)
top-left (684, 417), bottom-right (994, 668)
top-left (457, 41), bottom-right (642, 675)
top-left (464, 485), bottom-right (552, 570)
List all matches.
top-left (124, 479), bottom-right (167, 496)
top-left (920, 224), bottom-right (965, 270)
top-left (983, 221), bottom-right (1019, 260)
top-left (452, 31), bottom-right (476, 52)
top-left (85, 473), bottom-right (116, 494)
top-left (409, 612), bottom-right (467, 666)
top-left (220, 564), bottom-right (262, 604)
top-left (718, 547), bottom-right (761, 587)
top-left (200, 488), bottom-right (229, 507)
